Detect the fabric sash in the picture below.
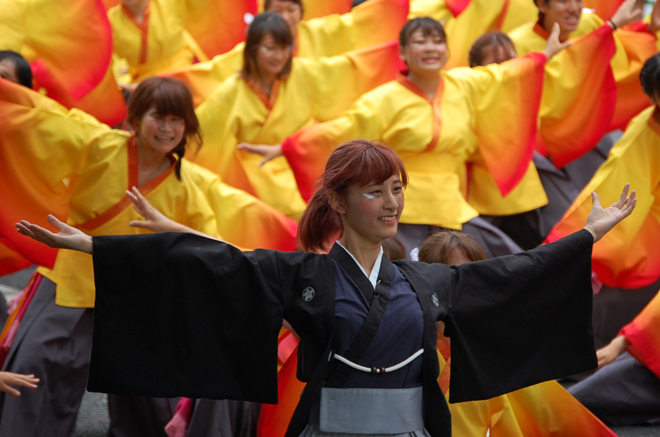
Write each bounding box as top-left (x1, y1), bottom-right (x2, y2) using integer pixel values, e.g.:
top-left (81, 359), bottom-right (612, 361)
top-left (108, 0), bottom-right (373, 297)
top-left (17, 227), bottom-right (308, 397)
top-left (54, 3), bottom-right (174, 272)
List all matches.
top-left (318, 387), bottom-right (424, 434)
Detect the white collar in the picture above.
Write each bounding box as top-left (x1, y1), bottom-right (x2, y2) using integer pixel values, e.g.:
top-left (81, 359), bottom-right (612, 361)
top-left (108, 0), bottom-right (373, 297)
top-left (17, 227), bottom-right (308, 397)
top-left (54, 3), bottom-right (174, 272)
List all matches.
top-left (337, 241), bottom-right (383, 290)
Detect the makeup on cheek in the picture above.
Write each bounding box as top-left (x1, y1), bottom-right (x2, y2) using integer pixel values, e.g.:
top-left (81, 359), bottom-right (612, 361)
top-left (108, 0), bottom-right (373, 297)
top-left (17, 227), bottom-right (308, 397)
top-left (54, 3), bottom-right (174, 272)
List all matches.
top-left (362, 193), bottom-right (376, 200)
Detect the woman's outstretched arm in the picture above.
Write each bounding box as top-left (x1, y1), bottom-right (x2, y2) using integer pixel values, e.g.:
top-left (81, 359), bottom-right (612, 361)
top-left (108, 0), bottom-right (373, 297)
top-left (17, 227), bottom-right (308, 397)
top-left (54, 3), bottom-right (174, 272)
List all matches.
top-left (16, 215), bottom-right (93, 254)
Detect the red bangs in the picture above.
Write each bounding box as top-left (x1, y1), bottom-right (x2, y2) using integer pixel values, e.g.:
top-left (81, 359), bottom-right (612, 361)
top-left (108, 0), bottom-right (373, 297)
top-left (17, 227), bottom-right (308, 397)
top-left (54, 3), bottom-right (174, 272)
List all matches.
top-left (321, 140), bottom-right (408, 194)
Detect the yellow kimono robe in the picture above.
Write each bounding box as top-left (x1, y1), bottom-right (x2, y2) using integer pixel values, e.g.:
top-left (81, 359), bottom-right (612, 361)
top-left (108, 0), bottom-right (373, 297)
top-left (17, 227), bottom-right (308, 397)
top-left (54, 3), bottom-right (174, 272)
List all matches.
top-left (547, 106), bottom-right (660, 289)
top-left (167, 0), bottom-right (408, 106)
top-left (281, 54), bottom-right (548, 229)
top-left (0, 79), bottom-right (298, 308)
top-left (0, 0), bottom-right (126, 126)
top-left (192, 43), bottom-right (403, 219)
top-left (108, 0), bottom-right (194, 82)
top-left (509, 12), bottom-right (657, 131)
top-left (410, 0), bottom-right (539, 69)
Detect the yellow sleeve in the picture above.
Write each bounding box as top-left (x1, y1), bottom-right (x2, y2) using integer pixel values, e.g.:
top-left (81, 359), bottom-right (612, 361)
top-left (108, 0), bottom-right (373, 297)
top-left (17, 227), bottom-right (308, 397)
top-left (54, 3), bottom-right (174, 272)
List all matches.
top-left (185, 163), bottom-right (298, 251)
top-left (0, 80), bottom-right (128, 268)
top-left (451, 53), bottom-right (546, 196)
top-left (166, 43), bottom-right (244, 107)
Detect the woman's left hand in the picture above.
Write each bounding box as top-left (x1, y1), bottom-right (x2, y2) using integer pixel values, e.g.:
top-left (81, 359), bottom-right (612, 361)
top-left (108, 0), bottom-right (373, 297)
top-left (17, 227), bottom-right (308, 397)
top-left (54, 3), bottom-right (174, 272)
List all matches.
top-left (127, 187), bottom-right (179, 233)
top-left (584, 184), bottom-right (636, 243)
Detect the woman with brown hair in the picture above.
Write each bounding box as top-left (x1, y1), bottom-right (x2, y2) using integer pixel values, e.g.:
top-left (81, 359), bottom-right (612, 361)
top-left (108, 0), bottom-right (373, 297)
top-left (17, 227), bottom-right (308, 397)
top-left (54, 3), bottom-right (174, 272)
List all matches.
top-left (191, 12), bottom-right (401, 220)
top-left (0, 76), bottom-right (297, 436)
top-left (17, 140), bottom-right (636, 436)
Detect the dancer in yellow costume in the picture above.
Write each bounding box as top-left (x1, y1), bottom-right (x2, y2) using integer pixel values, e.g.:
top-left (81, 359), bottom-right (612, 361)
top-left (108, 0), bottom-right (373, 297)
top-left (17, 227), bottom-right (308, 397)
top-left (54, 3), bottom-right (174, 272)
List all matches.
top-left (547, 53), bottom-right (660, 290)
top-left (509, 0), bottom-right (660, 130)
top-left (410, 0), bottom-right (539, 68)
top-left (242, 17), bottom-right (566, 256)
top-left (167, 0), bottom-right (409, 104)
top-left (192, 13), bottom-right (403, 220)
top-left (0, 77), bottom-right (297, 435)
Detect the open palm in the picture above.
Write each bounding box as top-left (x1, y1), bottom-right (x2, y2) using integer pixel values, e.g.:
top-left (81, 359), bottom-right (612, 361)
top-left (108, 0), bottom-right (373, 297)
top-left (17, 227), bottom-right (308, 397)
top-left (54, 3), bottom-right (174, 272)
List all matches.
top-left (584, 184), bottom-right (636, 243)
top-left (15, 215), bottom-right (93, 254)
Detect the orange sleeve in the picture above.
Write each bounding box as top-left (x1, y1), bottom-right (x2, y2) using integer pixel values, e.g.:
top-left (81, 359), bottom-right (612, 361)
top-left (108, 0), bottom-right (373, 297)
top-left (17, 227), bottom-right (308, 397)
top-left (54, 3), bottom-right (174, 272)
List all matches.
top-left (611, 22), bottom-right (657, 130)
top-left (184, 0), bottom-right (257, 58)
top-left (539, 25), bottom-right (617, 168)
top-left (619, 290), bottom-right (660, 379)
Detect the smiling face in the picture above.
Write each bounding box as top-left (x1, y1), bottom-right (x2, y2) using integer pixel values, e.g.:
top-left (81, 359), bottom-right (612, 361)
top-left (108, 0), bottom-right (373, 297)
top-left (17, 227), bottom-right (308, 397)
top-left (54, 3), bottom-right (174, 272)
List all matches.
top-left (255, 33), bottom-right (291, 79)
top-left (399, 28), bottom-right (449, 77)
top-left (266, 0), bottom-right (302, 37)
top-left (331, 174), bottom-right (405, 245)
top-left (135, 106), bottom-right (185, 156)
top-left (538, 0), bottom-right (583, 36)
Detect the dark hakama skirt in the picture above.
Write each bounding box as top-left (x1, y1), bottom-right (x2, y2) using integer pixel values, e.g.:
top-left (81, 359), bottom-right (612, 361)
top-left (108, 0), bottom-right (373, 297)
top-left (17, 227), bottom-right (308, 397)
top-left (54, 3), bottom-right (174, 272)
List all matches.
top-left (0, 276), bottom-right (93, 436)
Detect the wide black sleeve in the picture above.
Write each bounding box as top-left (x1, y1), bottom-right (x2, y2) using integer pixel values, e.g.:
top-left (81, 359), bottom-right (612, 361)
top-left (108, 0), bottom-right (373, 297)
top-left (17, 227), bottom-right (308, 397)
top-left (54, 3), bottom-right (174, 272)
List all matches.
top-left (444, 229), bottom-right (597, 403)
top-left (88, 232), bottom-right (285, 403)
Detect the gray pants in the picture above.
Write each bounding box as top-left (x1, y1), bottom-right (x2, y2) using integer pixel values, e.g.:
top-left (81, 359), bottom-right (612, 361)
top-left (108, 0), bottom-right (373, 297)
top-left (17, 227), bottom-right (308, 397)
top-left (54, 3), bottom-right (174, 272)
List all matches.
top-left (569, 352), bottom-right (660, 426)
top-left (187, 399), bottom-right (261, 437)
top-left (0, 276), bottom-right (94, 437)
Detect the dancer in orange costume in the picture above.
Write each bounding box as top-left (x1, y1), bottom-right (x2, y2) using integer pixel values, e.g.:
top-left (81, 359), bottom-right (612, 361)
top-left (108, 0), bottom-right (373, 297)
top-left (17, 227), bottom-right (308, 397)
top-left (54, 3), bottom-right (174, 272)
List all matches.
top-left (509, 0), bottom-right (659, 131)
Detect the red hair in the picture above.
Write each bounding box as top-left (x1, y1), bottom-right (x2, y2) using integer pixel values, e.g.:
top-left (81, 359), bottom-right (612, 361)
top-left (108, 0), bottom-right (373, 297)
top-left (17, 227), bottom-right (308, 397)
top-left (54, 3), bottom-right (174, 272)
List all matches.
top-left (297, 140), bottom-right (408, 253)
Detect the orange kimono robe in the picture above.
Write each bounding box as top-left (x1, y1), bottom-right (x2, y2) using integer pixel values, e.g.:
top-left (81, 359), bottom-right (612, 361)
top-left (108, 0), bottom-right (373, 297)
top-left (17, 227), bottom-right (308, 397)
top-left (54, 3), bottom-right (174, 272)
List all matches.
top-left (620, 289), bottom-right (660, 379)
top-left (281, 54), bottom-right (548, 229)
top-left (546, 106), bottom-right (660, 289)
top-left (192, 43), bottom-right (403, 219)
top-left (509, 12), bottom-right (657, 131)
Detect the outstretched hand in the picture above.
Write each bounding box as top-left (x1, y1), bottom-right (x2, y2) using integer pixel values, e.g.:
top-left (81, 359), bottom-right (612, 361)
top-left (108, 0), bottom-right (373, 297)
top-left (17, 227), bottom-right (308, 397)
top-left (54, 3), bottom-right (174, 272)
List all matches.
top-left (237, 143), bottom-right (283, 167)
top-left (584, 184), bottom-right (636, 243)
top-left (543, 23), bottom-right (572, 60)
top-left (127, 187), bottom-right (178, 233)
top-left (0, 372), bottom-right (39, 397)
top-left (15, 215), bottom-right (93, 254)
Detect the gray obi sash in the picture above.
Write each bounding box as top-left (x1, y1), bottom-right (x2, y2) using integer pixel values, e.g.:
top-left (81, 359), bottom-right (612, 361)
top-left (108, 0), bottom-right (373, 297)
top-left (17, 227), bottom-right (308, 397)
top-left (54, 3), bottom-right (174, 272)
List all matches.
top-left (311, 386), bottom-right (424, 434)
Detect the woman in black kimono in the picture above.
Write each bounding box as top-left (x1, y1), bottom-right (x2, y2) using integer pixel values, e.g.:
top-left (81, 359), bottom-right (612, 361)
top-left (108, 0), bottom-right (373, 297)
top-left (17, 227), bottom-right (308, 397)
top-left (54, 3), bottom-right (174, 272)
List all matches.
top-left (16, 140), bottom-right (636, 437)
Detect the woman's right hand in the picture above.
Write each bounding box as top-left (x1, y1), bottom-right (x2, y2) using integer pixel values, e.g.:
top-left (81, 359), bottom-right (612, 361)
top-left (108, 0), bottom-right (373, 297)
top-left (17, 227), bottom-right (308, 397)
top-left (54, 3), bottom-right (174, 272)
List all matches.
top-left (15, 215), bottom-right (93, 254)
top-left (543, 23), bottom-right (573, 60)
top-left (610, 0), bottom-right (643, 30)
top-left (237, 143), bottom-right (283, 167)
